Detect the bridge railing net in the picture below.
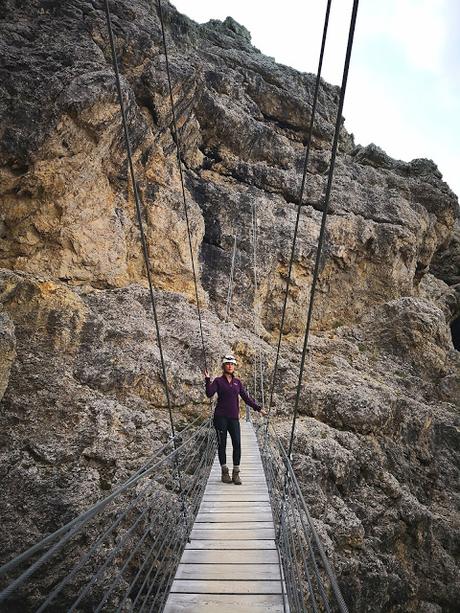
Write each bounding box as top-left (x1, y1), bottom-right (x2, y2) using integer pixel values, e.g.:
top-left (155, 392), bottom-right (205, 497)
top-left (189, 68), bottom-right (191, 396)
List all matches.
top-left (0, 416), bottom-right (216, 613)
top-left (255, 423), bottom-right (349, 613)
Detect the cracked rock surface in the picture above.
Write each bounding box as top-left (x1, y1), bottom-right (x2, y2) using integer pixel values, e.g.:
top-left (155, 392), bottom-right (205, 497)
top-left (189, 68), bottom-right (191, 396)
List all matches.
top-left (0, 1), bottom-right (459, 611)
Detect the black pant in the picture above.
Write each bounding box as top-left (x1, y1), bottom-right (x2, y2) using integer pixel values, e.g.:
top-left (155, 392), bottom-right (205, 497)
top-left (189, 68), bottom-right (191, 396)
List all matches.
top-left (213, 415), bottom-right (241, 466)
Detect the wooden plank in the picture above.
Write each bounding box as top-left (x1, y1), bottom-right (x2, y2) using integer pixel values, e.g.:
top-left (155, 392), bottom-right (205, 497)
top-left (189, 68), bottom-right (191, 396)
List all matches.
top-left (210, 465), bottom-right (263, 469)
top-left (208, 466), bottom-right (262, 470)
top-left (201, 500), bottom-right (270, 505)
top-left (232, 452), bottom-right (261, 455)
top-left (163, 422), bottom-right (287, 611)
top-left (210, 467), bottom-right (264, 472)
top-left (199, 507), bottom-right (272, 515)
top-left (209, 464), bottom-right (262, 468)
top-left (203, 483), bottom-right (269, 489)
top-left (203, 489), bottom-right (269, 494)
top-left (169, 579), bottom-right (283, 594)
top-left (205, 486), bottom-right (268, 491)
top-left (207, 468), bottom-right (263, 475)
top-left (211, 461), bottom-right (263, 465)
top-left (185, 539), bottom-right (277, 550)
top-left (175, 563), bottom-right (281, 581)
top-left (208, 476), bottom-right (265, 481)
top-left (204, 490), bottom-right (269, 496)
top-left (203, 493), bottom-right (269, 498)
top-left (195, 513), bottom-right (273, 523)
top-left (198, 502), bottom-right (271, 508)
top-left (199, 503), bottom-right (271, 511)
top-left (210, 461), bottom-right (258, 465)
top-left (209, 469), bottom-right (266, 483)
top-left (211, 450), bottom-right (252, 456)
top-left (208, 476), bottom-right (266, 482)
top-left (164, 592), bottom-right (285, 612)
top-left (190, 528), bottom-right (275, 540)
top-left (210, 460), bottom-right (261, 464)
top-left (209, 470), bottom-right (264, 474)
top-left (209, 470), bottom-right (264, 475)
top-left (181, 549), bottom-right (279, 564)
top-left (211, 450), bottom-right (260, 453)
top-left (202, 496), bottom-right (270, 503)
top-left (204, 487), bottom-right (268, 492)
top-left (192, 521), bottom-right (274, 530)
top-left (205, 485), bottom-right (268, 490)
top-left (201, 492), bottom-right (270, 498)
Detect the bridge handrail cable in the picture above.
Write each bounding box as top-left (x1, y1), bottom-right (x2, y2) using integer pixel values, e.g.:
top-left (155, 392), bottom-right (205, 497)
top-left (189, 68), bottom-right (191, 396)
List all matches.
top-left (0, 417), bottom-right (214, 609)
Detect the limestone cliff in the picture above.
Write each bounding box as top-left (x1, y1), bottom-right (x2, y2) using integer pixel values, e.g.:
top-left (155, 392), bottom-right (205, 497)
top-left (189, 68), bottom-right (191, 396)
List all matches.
top-left (0, 1), bottom-right (459, 611)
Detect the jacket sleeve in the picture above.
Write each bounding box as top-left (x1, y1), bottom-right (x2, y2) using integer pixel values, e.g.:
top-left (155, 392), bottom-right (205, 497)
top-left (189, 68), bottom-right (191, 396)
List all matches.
top-left (205, 377), bottom-right (218, 398)
top-left (239, 381), bottom-right (261, 411)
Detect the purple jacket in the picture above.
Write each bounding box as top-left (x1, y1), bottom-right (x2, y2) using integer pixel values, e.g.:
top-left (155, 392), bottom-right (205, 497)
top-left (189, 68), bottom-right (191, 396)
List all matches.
top-left (205, 375), bottom-right (261, 419)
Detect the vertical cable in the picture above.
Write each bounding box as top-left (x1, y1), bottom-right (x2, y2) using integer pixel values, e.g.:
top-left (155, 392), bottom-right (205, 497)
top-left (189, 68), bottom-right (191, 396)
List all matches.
top-left (104, 0), bottom-right (188, 529)
top-left (272, 3), bottom-right (359, 610)
top-left (265, 0), bottom-right (333, 436)
top-left (224, 234), bottom-right (237, 322)
top-left (251, 201), bottom-right (261, 421)
top-left (157, 0), bottom-right (208, 371)
top-left (287, 0), bottom-right (359, 459)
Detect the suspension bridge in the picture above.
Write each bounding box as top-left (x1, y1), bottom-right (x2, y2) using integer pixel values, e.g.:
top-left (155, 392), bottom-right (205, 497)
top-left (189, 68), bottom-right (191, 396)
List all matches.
top-left (0, 0), bottom-right (360, 609)
top-left (0, 416), bottom-right (349, 612)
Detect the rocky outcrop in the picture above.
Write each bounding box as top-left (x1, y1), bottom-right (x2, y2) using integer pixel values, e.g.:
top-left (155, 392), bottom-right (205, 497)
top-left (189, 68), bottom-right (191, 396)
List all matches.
top-left (431, 219), bottom-right (460, 288)
top-left (0, 309), bottom-right (15, 401)
top-left (0, 1), bottom-right (459, 611)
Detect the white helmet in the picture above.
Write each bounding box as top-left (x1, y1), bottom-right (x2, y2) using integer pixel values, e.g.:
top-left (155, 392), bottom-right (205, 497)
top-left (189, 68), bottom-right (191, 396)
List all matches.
top-left (222, 354), bottom-right (237, 366)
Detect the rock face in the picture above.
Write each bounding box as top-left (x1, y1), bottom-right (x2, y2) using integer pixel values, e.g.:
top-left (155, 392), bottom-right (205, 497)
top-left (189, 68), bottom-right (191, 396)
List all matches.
top-left (0, 309), bottom-right (15, 401)
top-left (0, 1), bottom-right (459, 611)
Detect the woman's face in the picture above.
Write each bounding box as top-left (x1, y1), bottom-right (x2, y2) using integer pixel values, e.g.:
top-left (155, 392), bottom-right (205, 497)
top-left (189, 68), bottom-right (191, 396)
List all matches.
top-left (223, 362), bottom-right (235, 374)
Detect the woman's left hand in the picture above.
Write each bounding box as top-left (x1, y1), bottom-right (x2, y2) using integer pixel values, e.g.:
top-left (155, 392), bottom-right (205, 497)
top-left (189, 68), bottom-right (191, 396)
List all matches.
top-left (260, 409), bottom-right (268, 416)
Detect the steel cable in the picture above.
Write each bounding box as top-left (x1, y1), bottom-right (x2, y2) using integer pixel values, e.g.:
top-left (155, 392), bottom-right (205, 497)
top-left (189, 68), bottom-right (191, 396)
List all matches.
top-left (103, 0), bottom-right (189, 542)
top-left (288, 468), bottom-right (331, 612)
top-left (270, 4), bottom-right (359, 608)
top-left (103, 0), bottom-right (178, 445)
top-left (251, 201), bottom-right (265, 421)
top-left (286, 0), bottom-right (359, 460)
top-left (34, 421), bottom-right (209, 610)
top-left (120, 422), bottom-right (215, 611)
top-left (72, 420), bottom-right (213, 611)
top-left (272, 423), bottom-right (349, 612)
top-left (156, 0), bottom-right (208, 371)
top-left (143, 434), bottom-right (216, 612)
top-left (0, 417), bottom-right (201, 581)
top-left (256, 419), bottom-right (349, 611)
top-left (224, 234), bottom-right (237, 322)
top-left (89, 438), bottom-right (211, 613)
top-left (265, 0), bottom-right (332, 434)
top-left (0, 418), bottom-right (210, 604)
top-left (36, 483), bottom-right (164, 612)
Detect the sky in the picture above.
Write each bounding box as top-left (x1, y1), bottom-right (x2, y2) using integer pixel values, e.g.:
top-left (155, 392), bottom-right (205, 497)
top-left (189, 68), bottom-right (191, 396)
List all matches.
top-left (173, 0), bottom-right (460, 198)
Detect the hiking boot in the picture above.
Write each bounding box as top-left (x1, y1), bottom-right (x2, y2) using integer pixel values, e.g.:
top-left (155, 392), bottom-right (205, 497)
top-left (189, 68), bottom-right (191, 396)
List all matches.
top-left (221, 466), bottom-right (232, 484)
top-left (232, 468), bottom-right (242, 485)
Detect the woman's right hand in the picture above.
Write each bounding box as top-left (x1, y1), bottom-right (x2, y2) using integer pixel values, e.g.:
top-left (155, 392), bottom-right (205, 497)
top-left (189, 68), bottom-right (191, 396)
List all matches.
top-left (204, 370), bottom-right (210, 379)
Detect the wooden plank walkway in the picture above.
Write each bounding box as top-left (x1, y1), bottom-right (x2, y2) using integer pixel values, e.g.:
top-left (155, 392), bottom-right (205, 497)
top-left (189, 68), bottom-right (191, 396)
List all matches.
top-left (164, 420), bottom-right (287, 612)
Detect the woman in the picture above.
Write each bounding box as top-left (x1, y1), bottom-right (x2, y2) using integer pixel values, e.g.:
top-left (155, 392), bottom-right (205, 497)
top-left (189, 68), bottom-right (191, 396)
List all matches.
top-left (204, 354), bottom-right (267, 485)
